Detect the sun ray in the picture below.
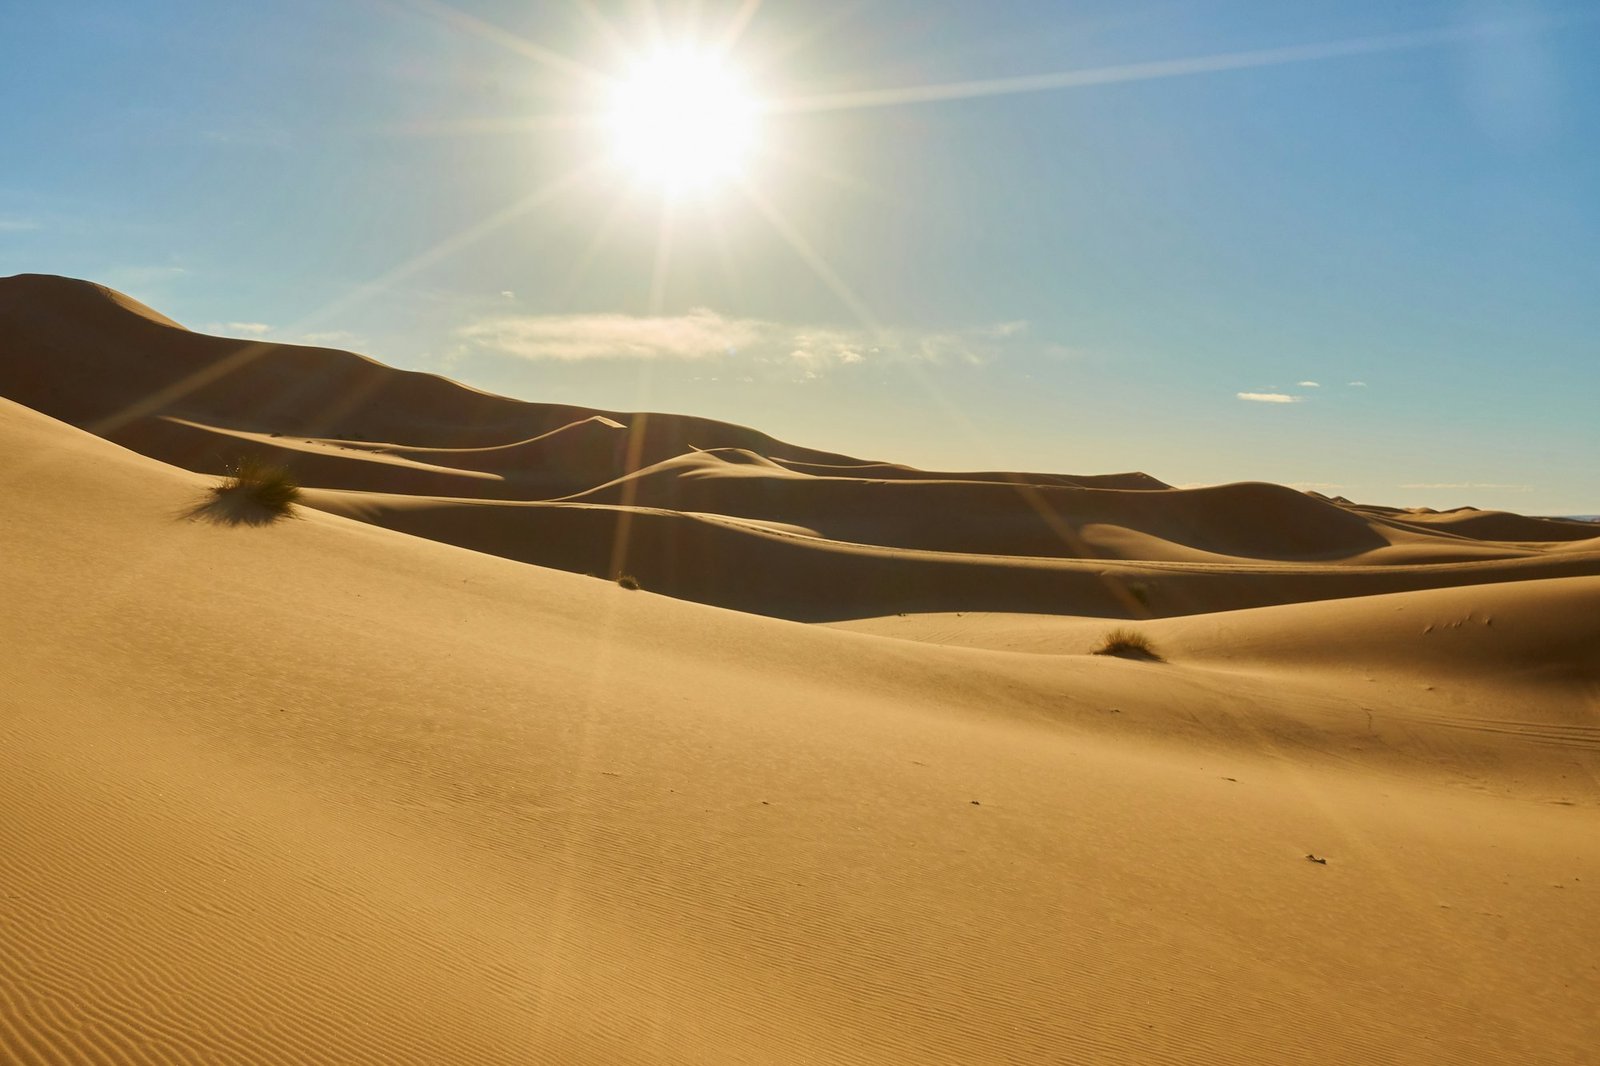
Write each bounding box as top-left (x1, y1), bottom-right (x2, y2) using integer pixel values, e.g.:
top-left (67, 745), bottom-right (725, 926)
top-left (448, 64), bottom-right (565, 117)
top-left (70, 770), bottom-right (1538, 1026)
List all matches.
top-left (373, 0), bottom-right (609, 88)
top-left (736, 180), bottom-right (880, 335)
top-left (756, 139), bottom-right (890, 204)
top-left (714, 0), bottom-right (764, 54)
top-left (87, 161), bottom-right (604, 438)
top-left (365, 114), bottom-right (602, 140)
top-left (573, 0), bottom-right (633, 64)
top-left (287, 160), bottom-right (605, 338)
top-left (738, 181), bottom-right (1148, 613)
top-left (648, 198), bottom-right (679, 315)
top-left (703, 200), bottom-right (741, 298)
top-left (762, 23), bottom-right (1501, 117)
top-left (553, 187), bottom-right (642, 310)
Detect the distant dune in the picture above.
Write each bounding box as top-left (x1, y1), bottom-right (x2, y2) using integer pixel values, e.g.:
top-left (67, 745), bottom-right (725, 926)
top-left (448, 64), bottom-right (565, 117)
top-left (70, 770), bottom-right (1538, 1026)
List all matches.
top-left (3, 273), bottom-right (1596, 620)
top-left (3, 275), bottom-right (1598, 1064)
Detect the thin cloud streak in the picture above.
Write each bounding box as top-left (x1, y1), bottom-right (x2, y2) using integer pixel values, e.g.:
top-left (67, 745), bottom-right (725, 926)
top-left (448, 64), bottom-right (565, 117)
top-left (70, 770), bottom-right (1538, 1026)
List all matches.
top-left (1400, 482), bottom-right (1532, 491)
top-left (200, 321), bottom-right (272, 338)
top-left (459, 309), bottom-right (1025, 368)
top-left (1237, 392), bottom-right (1303, 404)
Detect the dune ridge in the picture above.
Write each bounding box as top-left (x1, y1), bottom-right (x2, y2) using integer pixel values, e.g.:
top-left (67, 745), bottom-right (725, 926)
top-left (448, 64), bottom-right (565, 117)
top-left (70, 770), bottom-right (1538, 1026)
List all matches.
top-left (3, 273), bottom-right (1596, 622)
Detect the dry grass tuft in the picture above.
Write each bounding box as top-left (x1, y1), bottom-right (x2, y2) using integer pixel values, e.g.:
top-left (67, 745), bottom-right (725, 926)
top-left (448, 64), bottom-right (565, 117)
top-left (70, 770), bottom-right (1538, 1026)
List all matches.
top-left (188, 456), bottom-right (301, 525)
top-left (1092, 627), bottom-right (1163, 661)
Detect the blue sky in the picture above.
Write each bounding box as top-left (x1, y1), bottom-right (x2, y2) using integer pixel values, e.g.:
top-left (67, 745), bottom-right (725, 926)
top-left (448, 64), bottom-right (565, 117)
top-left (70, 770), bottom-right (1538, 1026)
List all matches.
top-left (4, 0), bottom-right (1597, 512)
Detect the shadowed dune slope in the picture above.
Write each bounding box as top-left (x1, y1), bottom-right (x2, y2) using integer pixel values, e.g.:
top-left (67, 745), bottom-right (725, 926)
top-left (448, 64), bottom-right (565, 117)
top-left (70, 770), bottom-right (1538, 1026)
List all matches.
top-left (5, 397), bottom-right (1600, 1066)
top-left (770, 456), bottom-right (1171, 489)
top-left (561, 460), bottom-right (1473, 561)
top-left (0, 272), bottom-right (865, 464)
top-left (302, 488), bottom-right (1600, 620)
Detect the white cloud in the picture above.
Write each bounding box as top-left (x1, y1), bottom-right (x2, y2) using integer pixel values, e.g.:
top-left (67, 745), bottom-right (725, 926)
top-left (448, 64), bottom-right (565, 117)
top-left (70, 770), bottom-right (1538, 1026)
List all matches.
top-left (1297, 380), bottom-right (1321, 387)
top-left (0, 215), bottom-right (40, 232)
top-left (295, 330), bottom-right (365, 349)
top-left (459, 309), bottom-right (1026, 370)
top-left (201, 321), bottom-right (272, 338)
top-left (1236, 392), bottom-right (1303, 404)
top-left (1348, 380), bottom-right (1368, 387)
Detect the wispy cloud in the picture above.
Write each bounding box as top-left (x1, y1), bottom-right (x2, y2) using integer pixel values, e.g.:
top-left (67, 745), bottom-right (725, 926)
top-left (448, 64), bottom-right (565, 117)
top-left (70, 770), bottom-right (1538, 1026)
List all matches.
top-left (1236, 391), bottom-right (1303, 404)
top-left (295, 330), bottom-right (365, 349)
top-left (200, 321), bottom-right (272, 338)
top-left (0, 215), bottom-right (40, 232)
top-left (1399, 482), bottom-right (1531, 492)
top-left (1348, 380), bottom-right (1368, 387)
top-left (1297, 380), bottom-right (1321, 387)
top-left (459, 309), bottom-right (1026, 369)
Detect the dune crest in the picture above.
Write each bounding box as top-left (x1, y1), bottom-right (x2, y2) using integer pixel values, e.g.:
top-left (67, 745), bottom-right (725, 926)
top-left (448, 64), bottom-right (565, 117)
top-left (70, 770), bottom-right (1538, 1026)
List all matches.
top-left (3, 274), bottom-right (1596, 621)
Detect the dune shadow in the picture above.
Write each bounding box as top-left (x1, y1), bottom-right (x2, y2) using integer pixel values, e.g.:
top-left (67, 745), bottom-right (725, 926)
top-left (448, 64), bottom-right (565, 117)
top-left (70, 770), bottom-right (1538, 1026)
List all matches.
top-left (180, 488), bottom-right (299, 527)
top-left (1095, 645), bottom-right (1166, 663)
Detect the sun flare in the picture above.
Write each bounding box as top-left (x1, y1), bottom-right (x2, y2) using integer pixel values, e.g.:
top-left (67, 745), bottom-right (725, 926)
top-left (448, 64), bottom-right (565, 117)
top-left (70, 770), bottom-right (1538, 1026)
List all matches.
top-left (605, 46), bottom-right (757, 193)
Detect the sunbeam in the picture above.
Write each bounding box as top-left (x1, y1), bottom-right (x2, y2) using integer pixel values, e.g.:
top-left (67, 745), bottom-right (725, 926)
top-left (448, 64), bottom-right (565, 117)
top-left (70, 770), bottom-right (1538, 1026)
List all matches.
top-left (736, 179), bottom-right (881, 334)
top-left (737, 179), bottom-right (1145, 613)
top-left (88, 161), bottom-right (602, 438)
top-left (762, 22), bottom-right (1521, 116)
top-left (375, 0), bottom-right (608, 87)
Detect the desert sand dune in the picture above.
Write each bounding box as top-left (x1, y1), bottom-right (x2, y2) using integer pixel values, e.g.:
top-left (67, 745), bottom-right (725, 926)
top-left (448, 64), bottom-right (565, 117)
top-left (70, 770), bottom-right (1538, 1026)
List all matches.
top-left (4, 394), bottom-right (1599, 1065)
top-left (301, 486), bottom-right (1600, 620)
top-left (5, 273), bottom-right (1592, 580)
top-left (561, 463), bottom-right (1484, 561)
top-left (1350, 504), bottom-right (1600, 543)
top-left (769, 455), bottom-right (1172, 490)
top-left (0, 273), bottom-right (863, 462)
top-left (4, 279), bottom-right (1600, 1064)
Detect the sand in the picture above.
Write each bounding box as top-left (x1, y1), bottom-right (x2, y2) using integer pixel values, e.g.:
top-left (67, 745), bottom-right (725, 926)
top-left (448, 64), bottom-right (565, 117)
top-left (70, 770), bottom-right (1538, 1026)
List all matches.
top-left (2, 274), bottom-right (1598, 1064)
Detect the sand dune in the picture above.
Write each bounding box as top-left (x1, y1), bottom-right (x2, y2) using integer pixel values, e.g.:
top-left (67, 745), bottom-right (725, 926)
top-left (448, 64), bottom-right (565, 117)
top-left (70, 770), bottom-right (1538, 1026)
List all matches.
top-left (6, 272), bottom-right (1592, 600)
top-left (4, 278), bottom-right (1600, 1064)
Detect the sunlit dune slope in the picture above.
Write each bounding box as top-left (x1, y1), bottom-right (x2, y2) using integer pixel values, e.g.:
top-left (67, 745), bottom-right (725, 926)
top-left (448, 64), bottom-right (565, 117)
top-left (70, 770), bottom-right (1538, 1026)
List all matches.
top-left (835, 576), bottom-right (1600, 693)
top-left (4, 396), bottom-right (1600, 1065)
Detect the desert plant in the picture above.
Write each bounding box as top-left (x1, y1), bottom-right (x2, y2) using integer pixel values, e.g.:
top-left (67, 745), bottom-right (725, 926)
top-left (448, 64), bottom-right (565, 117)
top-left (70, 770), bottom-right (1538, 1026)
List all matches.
top-left (209, 456), bottom-right (301, 518)
top-left (616, 573), bottom-right (641, 590)
top-left (1092, 627), bottom-right (1163, 661)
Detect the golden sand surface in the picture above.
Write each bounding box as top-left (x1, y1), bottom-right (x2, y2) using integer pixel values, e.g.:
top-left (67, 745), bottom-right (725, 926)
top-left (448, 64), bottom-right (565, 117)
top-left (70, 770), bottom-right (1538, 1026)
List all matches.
top-left (2, 275), bottom-right (1596, 1063)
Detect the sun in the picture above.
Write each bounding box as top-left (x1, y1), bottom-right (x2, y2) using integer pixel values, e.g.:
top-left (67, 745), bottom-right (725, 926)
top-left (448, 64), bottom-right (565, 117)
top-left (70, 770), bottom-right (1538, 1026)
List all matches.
top-left (605, 46), bottom-right (757, 193)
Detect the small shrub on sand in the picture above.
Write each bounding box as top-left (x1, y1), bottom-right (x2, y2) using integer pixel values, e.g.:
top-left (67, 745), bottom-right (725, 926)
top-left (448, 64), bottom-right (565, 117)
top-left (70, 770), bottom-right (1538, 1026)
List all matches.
top-left (1092, 627), bottom-right (1163, 661)
top-left (206, 456), bottom-right (301, 520)
top-left (616, 574), bottom-right (641, 590)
